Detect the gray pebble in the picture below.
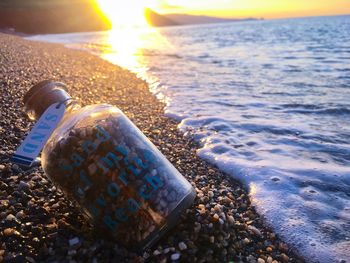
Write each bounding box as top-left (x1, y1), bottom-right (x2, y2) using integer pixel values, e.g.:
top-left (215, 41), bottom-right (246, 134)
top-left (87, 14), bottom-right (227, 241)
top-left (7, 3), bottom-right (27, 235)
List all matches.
top-left (15, 210), bottom-right (25, 220)
top-left (6, 214), bottom-right (16, 221)
top-left (227, 215), bottom-right (235, 225)
top-left (178, 241), bottom-right (187, 251)
top-left (171, 253), bottom-right (181, 261)
top-left (18, 181), bottom-right (30, 191)
top-left (69, 237), bottom-right (80, 246)
top-left (11, 164), bottom-right (20, 172)
top-left (248, 225), bottom-right (262, 236)
top-left (163, 248), bottom-right (170, 254)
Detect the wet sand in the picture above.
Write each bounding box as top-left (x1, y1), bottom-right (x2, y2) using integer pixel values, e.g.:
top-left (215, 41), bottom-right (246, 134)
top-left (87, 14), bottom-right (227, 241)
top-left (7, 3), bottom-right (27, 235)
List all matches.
top-left (0, 33), bottom-right (302, 263)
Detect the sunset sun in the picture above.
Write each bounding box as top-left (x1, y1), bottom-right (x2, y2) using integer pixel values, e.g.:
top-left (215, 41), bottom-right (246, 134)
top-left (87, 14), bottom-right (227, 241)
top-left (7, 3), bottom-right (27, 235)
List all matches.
top-left (95, 0), bottom-right (154, 27)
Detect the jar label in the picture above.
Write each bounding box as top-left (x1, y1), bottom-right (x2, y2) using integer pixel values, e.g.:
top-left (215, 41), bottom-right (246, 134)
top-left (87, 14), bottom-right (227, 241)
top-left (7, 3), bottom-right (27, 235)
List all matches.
top-left (11, 102), bottom-right (66, 166)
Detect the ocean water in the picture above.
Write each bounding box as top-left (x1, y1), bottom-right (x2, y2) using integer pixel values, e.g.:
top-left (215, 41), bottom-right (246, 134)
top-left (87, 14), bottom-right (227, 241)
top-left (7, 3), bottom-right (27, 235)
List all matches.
top-left (27, 15), bottom-right (350, 262)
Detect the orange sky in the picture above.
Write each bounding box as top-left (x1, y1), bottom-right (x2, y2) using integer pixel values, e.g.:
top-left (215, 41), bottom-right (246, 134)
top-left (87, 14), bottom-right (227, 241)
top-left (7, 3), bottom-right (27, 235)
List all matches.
top-left (148, 0), bottom-right (350, 19)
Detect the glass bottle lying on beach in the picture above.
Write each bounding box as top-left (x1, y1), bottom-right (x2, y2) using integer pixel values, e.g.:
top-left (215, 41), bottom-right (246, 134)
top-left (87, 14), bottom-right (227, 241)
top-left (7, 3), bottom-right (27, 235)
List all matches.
top-left (19, 80), bottom-right (196, 250)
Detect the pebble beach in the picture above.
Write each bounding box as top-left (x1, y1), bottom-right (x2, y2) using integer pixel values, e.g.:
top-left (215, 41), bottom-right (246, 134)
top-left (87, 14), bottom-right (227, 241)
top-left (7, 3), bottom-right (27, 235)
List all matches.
top-left (0, 32), bottom-right (303, 263)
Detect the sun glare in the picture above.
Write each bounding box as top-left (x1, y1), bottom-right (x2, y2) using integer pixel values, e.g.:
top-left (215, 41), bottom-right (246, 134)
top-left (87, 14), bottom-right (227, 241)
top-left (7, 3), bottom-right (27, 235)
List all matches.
top-left (96, 0), bottom-right (149, 27)
top-left (92, 0), bottom-right (172, 88)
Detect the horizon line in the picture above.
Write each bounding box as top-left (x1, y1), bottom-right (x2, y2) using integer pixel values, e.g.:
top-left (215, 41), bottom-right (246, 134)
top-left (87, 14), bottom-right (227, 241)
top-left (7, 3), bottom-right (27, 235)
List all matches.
top-left (160, 11), bottom-right (350, 21)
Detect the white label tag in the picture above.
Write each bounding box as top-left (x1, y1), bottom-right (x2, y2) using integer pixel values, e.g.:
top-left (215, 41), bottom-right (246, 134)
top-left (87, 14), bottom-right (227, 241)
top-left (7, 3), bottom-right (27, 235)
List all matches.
top-left (11, 102), bottom-right (66, 167)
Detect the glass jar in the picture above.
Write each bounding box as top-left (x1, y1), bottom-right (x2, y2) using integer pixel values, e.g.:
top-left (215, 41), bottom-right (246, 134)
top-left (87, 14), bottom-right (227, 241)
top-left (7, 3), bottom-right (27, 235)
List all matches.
top-left (23, 80), bottom-right (196, 250)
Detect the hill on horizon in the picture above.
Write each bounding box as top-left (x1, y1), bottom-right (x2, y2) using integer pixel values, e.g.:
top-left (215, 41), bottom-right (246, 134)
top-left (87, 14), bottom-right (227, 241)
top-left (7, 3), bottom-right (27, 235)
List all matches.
top-left (145, 9), bottom-right (261, 27)
top-left (144, 8), bottom-right (178, 27)
top-left (164, 13), bottom-right (261, 25)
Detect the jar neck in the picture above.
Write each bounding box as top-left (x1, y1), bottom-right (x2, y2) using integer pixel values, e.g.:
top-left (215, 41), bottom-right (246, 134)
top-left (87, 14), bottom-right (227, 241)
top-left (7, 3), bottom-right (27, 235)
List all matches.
top-left (26, 99), bottom-right (81, 121)
top-left (24, 80), bottom-right (79, 121)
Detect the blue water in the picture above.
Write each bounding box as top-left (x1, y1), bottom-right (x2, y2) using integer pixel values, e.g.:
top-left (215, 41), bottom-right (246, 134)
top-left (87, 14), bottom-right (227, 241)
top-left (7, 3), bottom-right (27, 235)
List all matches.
top-left (27, 15), bottom-right (350, 262)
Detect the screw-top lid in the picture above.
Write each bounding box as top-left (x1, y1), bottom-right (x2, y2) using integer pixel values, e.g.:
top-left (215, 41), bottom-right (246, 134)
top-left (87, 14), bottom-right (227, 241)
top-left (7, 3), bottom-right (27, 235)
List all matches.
top-left (24, 80), bottom-right (72, 120)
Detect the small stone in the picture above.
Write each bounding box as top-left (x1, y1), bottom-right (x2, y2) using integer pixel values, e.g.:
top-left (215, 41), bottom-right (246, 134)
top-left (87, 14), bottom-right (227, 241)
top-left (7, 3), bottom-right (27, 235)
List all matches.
top-left (0, 164), bottom-right (5, 170)
top-left (12, 164), bottom-right (20, 172)
top-left (3, 228), bottom-right (18, 236)
top-left (52, 203), bottom-right (60, 209)
top-left (16, 210), bottom-right (25, 220)
top-left (0, 250), bottom-right (4, 256)
top-left (57, 218), bottom-right (70, 228)
top-left (208, 169), bottom-right (215, 175)
top-left (69, 237), bottom-right (80, 246)
top-left (208, 191), bottom-right (214, 198)
top-left (178, 242), bottom-right (187, 251)
top-left (171, 253), bottom-right (181, 261)
top-left (267, 256), bottom-right (273, 263)
top-left (280, 253), bottom-right (289, 263)
top-left (46, 223), bottom-right (57, 232)
top-left (213, 204), bottom-right (222, 212)
top-left (279, 242), bottom-right (288, 252)
top-left (243, 238), bottom-right (250, 245)
top-left (88, 163), bottom-right (97, 175)
top-left (143, 252), bottom-right (150, 259)
top-left (198, 204), bottom-right (205, 209)
top-left (212, 213), bottom-right (219, 221)
top-left (199, 208), bottom-right (206, 215)
top-left (246, 255), bottom-right (255, 263)
top-left (227, 215), bottom-right (235, 225)
top-left (153, 250), bottom-right (161, 256)
top-left (163, 248), bottom-right (170, 254)
top-left (26, 256), bottom-right (36, 263)
top-left (258, 258), bottom-right (265, 263)
top-left (209, 236), bottom-right (215, 243)
top-left (266, 247), bottom-right (273, 252)
top-left (6, 214), bottom-right (16, 221)
top-left (194, 222), bottom-right (201, 233)
top-left (0, 200), bottom-right (9, 208)
top-left (18, 181), bottom-right (30, 191)
top-left (248, 225), bottom-right (262, 236)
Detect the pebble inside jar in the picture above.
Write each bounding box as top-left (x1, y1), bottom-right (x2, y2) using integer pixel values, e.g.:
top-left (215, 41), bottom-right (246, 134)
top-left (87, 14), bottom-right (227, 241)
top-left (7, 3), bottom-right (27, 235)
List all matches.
top-left (19, 80), bottom-right (196, 250)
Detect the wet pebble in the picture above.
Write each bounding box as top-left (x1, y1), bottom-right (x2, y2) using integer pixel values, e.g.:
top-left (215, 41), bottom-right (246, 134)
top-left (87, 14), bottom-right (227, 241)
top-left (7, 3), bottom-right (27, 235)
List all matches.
top-left (281, 253), bottom-right (289, 263)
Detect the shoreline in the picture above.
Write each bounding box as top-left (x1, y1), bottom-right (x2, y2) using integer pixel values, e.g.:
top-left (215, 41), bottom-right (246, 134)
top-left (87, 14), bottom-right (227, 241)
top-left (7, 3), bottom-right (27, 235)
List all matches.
top-left (0, 32), bottom-right (303, 262)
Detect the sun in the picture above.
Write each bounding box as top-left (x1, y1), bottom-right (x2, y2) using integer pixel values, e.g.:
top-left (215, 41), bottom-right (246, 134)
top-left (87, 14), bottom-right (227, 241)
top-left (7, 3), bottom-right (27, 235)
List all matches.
top-left (95, 0), bottom-right (154, 27)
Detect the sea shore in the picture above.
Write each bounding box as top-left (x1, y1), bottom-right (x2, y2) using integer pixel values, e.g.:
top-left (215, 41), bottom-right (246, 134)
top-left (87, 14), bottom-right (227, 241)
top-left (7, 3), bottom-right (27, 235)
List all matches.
top-left (0, 33), bottom-right (302, 263)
